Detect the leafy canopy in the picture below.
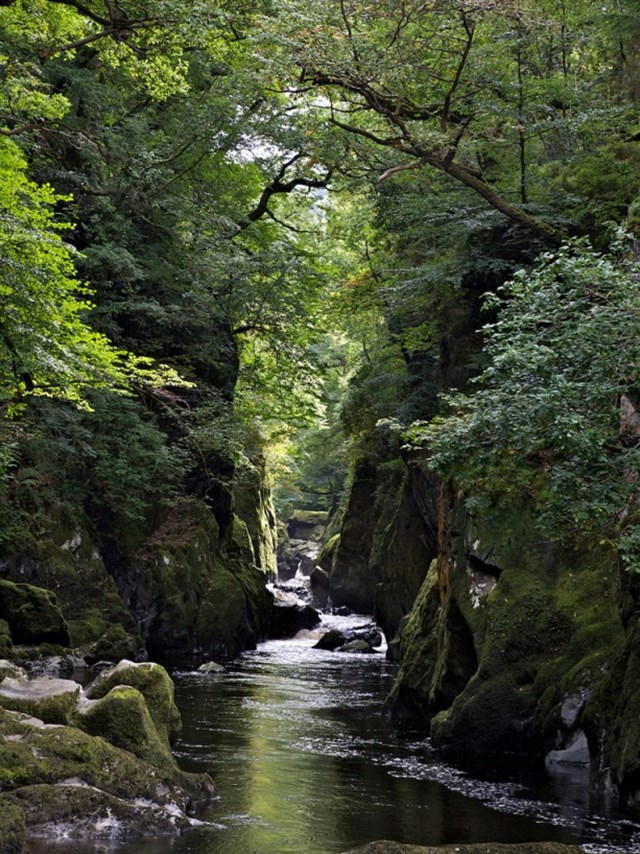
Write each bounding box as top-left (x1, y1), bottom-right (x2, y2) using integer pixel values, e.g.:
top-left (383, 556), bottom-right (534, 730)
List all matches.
top-left (406, 235), bottom-right (640, 568)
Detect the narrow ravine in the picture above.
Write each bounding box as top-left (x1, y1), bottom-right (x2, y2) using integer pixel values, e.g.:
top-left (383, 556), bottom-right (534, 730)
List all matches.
top-left (28, 611), bottom-right (640, 854)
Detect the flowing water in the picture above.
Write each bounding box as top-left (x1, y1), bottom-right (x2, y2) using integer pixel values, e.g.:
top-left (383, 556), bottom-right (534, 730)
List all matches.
top-left (26, 613), bottom-right (640, 854)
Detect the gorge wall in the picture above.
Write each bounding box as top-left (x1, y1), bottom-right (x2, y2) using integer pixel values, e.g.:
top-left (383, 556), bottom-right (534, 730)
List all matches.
top-left (326, 454), bottom-right (640, 805)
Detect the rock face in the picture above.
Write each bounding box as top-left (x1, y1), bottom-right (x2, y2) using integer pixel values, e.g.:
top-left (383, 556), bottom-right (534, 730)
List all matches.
top-left (329, 459), bottom-right (436, 629)
top-left (0, 581), bottom-right (70, 647)
top-left (335, 451), bottom-right (640, 802)
top-left (385, 497), bottom-right (635, 796)
top-left (0, 661), bottom-right (216, 845)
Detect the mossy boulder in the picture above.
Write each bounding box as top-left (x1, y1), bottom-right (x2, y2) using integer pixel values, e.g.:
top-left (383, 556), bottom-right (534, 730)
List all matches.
top-left (286, 509), bottom-right (328, 542)
top-left (0, 800), bottom-right (25, 854)
top-left (0, 706), bottom-right (216, 843)
top-left (0, 675), bottom-right (80, 725)
top-left (84, 660), bottom-right (181, 747)
top-left (0, 580), bottom-right (70, 647)
top-left (75, 623), bottom-right (144, 665)
top-left (78, 685), bottom-right (174, 770)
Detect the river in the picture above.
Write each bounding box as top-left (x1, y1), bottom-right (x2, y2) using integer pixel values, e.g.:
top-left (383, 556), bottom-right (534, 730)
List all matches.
top-left (26, 613), bottom-right (640, 854)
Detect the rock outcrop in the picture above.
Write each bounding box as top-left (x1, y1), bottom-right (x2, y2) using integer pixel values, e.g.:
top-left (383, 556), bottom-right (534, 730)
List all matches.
top-left (329, 458), bottom-right (436, 631)
top-left (0, 660), bottom-right (216, 847)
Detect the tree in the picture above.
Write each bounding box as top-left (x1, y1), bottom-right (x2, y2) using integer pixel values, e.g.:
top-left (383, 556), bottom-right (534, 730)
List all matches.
top-left (260, 0), bottom-right (639, 244)
top-left (407, 235), bottom-right (640, 568)
top-left (0, 135), bottom-right (143, 412)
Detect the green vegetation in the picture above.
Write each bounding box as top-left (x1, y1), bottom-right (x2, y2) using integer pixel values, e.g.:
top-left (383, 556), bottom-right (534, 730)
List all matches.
top-left (2, 0), bottom-right (640, 814)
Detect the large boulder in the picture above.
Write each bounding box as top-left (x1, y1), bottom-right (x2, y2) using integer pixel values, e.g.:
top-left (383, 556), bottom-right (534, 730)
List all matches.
top-left (0, 581), bottom-right (70, 647)
top-left (0, 660), bottom-right (216, 846)
top-left (79, 685), bottom-right (175, 770)
top-left (84, 660), bottom-right (181, 746)
top-left (0, 706), bottom-right (215, 843)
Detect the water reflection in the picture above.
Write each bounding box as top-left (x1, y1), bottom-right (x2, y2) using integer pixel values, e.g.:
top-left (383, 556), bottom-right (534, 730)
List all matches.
top-left (25, 618), bottom-right (640, 854)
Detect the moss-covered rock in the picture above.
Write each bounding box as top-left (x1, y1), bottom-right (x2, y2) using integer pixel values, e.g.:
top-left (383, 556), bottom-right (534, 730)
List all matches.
top-left (84, 660), bottom-right (181, 747)
top-left (0, 581), bottom-right (70, 647)
top-left (75, 623), bottom-right (144, 665)
top-left (388, 503), bottom-right (624, 762)
top-left (0, 706), bottom-right (216, 842)
top-left (0, 621), bottom-right (12, 660)
top-left (286, 509), bottom-right (328, 542)
top-left (0, 800), bottom-right (25, 854)
top-left (78, 685), bottom-right (174, 770)
top-left (196, 558), bottom-right (274, 661)
top-left (0, 676), bottom-right (80, 725)
top-left (233, 458), bottom-right (278, 576)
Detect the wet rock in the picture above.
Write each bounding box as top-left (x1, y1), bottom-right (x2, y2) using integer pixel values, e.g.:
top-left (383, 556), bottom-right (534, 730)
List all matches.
top-left (313, 629), bottom-right (347, 651)
top-left (545, 730), bottom-right (590, 767)
top-left (333, 606), bottom-right (352, 617)
top-left (0, 580), bottom-right (70, 647)
top-left (270, 601), bottom-right (320, 638)
top-left (197, 661), bottom-right (226, 675)
top-left (352, 624), bottom-right (383, 648)
top-left (0, 675), bottom-right (80, 725)
top-left (6, 783), bottom-right (193, 841)
top-left (337, 639), bottom-right (374, 654)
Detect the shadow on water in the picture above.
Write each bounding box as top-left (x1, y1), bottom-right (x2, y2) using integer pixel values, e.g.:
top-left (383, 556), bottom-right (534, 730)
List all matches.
top-left (25, 616), bottom-right (640, 854)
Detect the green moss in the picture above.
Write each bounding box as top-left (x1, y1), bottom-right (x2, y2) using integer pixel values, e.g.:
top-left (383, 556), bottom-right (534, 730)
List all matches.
top-left (78, 686), bottom-right (174, 770)
top-left (0, 580), bottom-right (70, 647)
top-left (198, 569), bottom-right (248, 650)
top-left (0, 706), bottom-right (214, 810)
top-left (0, 678), bottom-right (80, 725)
top-left (0, 621), bottom-right (12, 660)
top-left (84, 661), bottom-right (181, 747)
top-left (317, 534), bottom-right (340, 572)
top-left (0, 800), bottom-right (25, 854)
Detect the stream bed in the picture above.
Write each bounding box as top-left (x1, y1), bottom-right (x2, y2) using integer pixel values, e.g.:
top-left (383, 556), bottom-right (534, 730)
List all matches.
top-left (27, 613), bottom-right (640, 854)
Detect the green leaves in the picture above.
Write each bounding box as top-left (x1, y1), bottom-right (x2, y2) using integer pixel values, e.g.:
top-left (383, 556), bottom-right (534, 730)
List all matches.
top-left (414, 235), bottom-right (640, 567)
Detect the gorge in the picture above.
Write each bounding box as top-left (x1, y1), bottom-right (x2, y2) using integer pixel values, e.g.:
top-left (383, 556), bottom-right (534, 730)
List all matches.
top-left (2, 1), bottom-right (640, 851)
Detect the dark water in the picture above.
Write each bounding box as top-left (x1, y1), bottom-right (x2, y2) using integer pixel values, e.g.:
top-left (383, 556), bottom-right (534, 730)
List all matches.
top-left (26, 614), bottom-right (640, 854)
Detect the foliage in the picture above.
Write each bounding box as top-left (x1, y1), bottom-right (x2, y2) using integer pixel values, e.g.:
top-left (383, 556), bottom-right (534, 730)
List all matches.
top-left (0, 136), bottom-right (152, 413)
top-left (407, 235), bottom-right (640, 568)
